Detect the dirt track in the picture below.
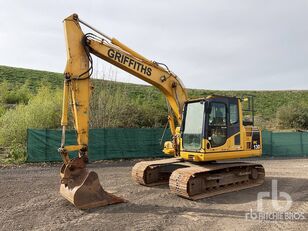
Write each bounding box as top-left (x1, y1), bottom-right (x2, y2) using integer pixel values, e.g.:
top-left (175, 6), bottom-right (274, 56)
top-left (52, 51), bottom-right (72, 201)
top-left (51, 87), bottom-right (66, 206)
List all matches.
top-left (0, 159), bottom-right (307, 231)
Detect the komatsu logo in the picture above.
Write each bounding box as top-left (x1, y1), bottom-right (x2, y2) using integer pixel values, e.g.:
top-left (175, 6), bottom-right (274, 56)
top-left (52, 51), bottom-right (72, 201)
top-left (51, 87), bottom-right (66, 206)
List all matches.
top-left (107, 48), bottom-right (152, 76)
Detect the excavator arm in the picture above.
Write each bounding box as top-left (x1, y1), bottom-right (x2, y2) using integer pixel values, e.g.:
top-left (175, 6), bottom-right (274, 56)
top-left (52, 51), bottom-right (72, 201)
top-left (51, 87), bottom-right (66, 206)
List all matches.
top-left (60, 14), bottom-right (188, 159)
top-left (59, 14), bottom-right (187, 209)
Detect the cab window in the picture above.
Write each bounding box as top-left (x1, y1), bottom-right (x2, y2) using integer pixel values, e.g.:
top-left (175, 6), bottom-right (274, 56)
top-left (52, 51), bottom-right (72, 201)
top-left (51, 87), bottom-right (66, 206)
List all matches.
top-left (208, 102), bottom-right (227, 147)
top-left (182, 101), bottom-right (204, 151)
top-left (230, 103), bottom-right (239, 124)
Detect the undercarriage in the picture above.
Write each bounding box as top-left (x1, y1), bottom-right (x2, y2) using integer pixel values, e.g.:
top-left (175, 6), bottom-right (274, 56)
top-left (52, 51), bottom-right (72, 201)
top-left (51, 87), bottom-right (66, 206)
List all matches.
top-left (132, 158), bottom-right (265, 200)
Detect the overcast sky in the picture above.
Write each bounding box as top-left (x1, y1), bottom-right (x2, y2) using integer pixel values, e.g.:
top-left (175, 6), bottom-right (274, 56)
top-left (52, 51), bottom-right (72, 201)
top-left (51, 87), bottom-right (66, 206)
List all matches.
top-left (0, 0), bottom-right (307, 90)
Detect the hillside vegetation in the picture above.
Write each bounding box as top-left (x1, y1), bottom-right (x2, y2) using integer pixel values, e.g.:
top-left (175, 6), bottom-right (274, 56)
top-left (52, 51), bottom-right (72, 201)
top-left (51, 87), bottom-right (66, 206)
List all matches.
top-left (1, 65), bottom-right (308, 121)
top-left (0, 65), bottom-right (63, 89)
top-left (0, 65), bottom-right (308, 162)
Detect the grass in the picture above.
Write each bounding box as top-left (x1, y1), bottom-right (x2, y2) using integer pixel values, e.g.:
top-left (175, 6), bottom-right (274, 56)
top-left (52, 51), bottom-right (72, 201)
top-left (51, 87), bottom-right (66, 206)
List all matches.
top-left (0, 65), bottom-right (63, 90)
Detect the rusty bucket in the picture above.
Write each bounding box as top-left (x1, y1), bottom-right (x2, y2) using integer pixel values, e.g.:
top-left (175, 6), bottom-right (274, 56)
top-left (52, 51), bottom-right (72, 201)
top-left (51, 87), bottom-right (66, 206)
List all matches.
top-left (60, 162), bottom-right (125, 209)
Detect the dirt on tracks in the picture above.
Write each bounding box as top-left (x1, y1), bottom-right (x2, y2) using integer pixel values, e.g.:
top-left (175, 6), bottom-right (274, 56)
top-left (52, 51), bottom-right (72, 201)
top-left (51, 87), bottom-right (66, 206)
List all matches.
top-left (0, 159), bottom-right (307, 231)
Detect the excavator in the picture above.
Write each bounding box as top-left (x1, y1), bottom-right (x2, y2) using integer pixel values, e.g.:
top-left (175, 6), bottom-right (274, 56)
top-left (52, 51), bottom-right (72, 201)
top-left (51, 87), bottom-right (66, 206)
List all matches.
top-left (59, 14), bottom-right (265, 209)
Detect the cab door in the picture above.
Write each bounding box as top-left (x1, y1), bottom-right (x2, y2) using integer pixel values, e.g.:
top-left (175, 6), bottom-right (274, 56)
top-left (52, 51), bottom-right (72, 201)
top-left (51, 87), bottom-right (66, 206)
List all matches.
top-left (181, 100), bottom-right (205, 152)
top-left (206, 97), bottom-right (241, 151)
top-left (207, 101), bottom-right (228, 148)
top-left (228, 98), bottom-right (241, 146)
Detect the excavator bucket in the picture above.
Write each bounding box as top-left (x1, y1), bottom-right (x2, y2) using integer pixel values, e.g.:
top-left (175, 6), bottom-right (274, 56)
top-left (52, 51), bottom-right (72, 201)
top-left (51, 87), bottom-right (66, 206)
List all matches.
top-left (60, 163), bottom-right (125, 209)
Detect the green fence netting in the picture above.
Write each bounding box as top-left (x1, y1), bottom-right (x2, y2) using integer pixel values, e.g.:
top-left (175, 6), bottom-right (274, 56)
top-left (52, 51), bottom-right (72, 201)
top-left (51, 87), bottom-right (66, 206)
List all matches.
top-left (27, 128), bottom-right (170, 162)
top-left (27, 129), bottom-right (308, 162)
top-left (262, 130), bottom-right (308, 157)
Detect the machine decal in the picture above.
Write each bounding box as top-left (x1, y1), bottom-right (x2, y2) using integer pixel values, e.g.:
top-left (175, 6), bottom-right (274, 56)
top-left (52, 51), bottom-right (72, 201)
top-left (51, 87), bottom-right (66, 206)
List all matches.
top-left (107, 48), bottom-right (152, 76)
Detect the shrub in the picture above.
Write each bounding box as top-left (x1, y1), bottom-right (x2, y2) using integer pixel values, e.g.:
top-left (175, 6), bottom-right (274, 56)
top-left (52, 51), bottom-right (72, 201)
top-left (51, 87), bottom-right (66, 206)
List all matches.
top-left (7, 144), bottom-right (26, 163)
top-left (0, 80), bottom-right (32, 105)
top-left (0, 104), bottom-right (5, 117)
top-left (90, 81), bottom-right (167, 128)
top-left (276, 103), bottom-right (308, 130)
top-left (0, 81), bottom-right (9, 104)
top-left (0, 86), bottom-right (62, 160)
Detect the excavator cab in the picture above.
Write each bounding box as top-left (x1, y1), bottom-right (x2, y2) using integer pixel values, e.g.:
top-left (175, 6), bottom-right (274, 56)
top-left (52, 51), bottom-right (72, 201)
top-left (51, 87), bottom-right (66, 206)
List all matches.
top-left (181, 96), bottom-right (241, 153)
top-left (179, 95), bottom-right (262, 162)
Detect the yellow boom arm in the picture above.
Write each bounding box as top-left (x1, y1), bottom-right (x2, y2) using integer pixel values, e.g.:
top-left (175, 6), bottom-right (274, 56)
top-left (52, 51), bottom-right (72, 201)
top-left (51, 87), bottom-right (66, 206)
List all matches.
top-left (59, 14), bottom-right (188, 161)
top-left (58, 13), bottom-right (188, 209)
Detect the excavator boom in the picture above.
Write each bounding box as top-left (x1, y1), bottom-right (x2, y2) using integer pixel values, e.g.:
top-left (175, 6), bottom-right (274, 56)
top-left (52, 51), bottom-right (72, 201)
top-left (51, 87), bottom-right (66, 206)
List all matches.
top-left (59, 14), bottom-right (188, 208)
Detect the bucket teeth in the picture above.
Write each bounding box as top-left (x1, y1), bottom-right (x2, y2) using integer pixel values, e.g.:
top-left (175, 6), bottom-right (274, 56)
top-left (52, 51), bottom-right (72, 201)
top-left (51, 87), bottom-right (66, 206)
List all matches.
top-left (60, 170), bottom-right (125, 209)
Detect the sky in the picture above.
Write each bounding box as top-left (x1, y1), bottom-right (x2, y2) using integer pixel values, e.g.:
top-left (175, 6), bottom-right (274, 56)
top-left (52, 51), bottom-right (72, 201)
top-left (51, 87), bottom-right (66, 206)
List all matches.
top-left (0, 0), bottom-right (307, 90)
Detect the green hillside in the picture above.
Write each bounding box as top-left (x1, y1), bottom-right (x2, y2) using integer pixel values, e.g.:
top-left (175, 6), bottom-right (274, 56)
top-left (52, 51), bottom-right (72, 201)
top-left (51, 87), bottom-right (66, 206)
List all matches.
top-left (1, 65), bottom-right (308, 123)
top-left (0, 65), bottom-right (63, 89)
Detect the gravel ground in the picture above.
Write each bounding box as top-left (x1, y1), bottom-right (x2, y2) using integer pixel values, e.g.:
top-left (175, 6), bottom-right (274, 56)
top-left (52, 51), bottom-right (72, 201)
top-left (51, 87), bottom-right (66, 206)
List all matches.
top-left (0, 158), bottom-right (307, 231)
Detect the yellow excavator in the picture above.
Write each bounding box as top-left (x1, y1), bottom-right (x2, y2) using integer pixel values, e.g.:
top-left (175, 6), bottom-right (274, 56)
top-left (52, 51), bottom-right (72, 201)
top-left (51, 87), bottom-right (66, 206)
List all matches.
top-left (59, 14), bottom-right (265, 209)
